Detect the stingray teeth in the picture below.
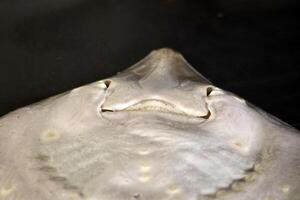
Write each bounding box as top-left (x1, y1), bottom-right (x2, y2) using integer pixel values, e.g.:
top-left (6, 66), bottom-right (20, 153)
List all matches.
top-left (123, 100), bottom-right (187, 115)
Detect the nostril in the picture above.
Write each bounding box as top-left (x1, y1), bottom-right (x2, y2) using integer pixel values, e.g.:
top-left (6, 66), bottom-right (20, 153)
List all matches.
top-left (104, 80), bottom-right (111, 88)
top-left (101, 108), bottom-right (114, 112)
top-left (206, 87), bottom-right (213, 96)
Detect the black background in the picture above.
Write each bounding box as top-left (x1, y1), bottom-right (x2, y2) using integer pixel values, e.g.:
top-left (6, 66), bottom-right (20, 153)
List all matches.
top-left (0, 0), bottom-right (299, 128)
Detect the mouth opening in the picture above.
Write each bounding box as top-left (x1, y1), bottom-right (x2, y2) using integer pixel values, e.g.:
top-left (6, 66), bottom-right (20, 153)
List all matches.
top-left (101, 99), bottom-right (211, 119)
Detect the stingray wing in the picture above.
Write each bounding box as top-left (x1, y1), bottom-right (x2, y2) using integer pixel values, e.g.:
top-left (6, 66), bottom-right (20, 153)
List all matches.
top-left (0, 83), bottom-right (107, 200)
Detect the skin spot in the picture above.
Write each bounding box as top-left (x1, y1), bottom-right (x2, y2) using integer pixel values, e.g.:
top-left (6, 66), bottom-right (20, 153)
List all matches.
top-left (63, 184), bottom-right (79, 191)
top-left (234, 141), bottom-right (242, 147)
top-left (261, 146), bottom-right (274, 160)
top-left (138, 175), bottom-right (150, 183)
top-left (216, 189), bottom-right (227, 197)
top-left (263, 196), bottom-right (274, 200)
top-left (36, 154), bottom-right (51, 162)
top-left (68, 192), bottom-right (82, 200)
top-left (166, 185), bottom-right (181, 195)
top-left (138, 149), bottom-right (150, 155)
top-left (39, 166), bottom-right (57, 173)
top-left (281, 184), bottom-right (290, 193)
top-left (139, 165), bottom-right (151, 173)
top-left (244, 173), bottom-right (256, 182)
top-left (229, 140), bottom-right (249, 153)
top-left (68, 194), bottom-right (78, 200)
top-left (0, 183), bottom-right (14, 197)
top-left (133, 193), bottom-right (141, 199)
top-left (49, 176), bottom-right (67, 182)
top-left (254, 164), bottom-right (263, 173)
top-left (41, 131), bottom-right (61, 142)
top-left (231, 182), bottom-right (243, 192)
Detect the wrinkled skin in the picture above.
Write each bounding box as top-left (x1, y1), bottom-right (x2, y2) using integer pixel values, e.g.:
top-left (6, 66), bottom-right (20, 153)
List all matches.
top-left (0, 48), bottom-right (299, 200)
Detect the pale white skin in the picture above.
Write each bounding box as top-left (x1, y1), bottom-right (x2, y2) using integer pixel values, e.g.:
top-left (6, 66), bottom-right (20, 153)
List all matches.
top-left (0, 49), bottom-right (299, 200)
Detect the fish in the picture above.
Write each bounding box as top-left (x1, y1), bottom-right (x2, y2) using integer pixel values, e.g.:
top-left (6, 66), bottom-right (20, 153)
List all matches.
top-left (0, 48), bottom-right (299, 200)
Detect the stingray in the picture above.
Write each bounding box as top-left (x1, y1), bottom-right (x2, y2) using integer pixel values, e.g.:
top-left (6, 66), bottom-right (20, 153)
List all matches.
top-left (0, 48), bottom-right (299, 200)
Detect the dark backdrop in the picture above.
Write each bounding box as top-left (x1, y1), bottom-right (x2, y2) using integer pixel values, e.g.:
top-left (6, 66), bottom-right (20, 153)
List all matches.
top-left (0, 0), bottom-right (299, 128)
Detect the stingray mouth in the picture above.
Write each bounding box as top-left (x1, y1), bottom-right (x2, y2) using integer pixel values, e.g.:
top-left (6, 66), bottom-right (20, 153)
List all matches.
top-left (101, 99), bottom-right (211, 119)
